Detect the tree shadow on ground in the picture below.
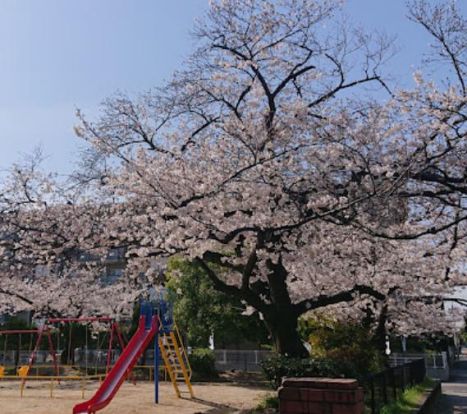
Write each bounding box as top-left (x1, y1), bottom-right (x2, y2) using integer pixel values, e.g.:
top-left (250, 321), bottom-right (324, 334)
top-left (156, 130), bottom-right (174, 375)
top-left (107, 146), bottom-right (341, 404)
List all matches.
top-left (436, 395), bottom-right (454, 414)
top-left (436, 392), bottom-right (467, 414)
top-left (182, 396), bottom-right (238, 414)
top-left (437, 358), bottom-right (467, 414)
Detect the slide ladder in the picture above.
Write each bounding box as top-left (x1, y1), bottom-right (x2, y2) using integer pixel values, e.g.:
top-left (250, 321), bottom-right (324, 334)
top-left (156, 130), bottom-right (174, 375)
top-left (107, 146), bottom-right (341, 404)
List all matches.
top-left (158, 324), bottom-right (194, 398)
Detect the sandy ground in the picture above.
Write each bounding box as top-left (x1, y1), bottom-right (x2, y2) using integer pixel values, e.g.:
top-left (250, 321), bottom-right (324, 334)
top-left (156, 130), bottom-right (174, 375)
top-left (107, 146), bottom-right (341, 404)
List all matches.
top-left (0, 380), bottom-right (269, 414)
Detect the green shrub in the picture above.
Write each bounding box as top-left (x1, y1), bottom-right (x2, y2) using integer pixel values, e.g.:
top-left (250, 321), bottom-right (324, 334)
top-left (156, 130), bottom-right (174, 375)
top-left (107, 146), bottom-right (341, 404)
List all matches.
top-left (260, 354), bottom-right (356, 389)
top-left (255, 393), bottom-right (279, 411)
top-left (379, 378), bottom-right (434, 414)
top-left (188, 348), bottom-right (218, 381)
top-left (299, 316), bottom-right (384, 377)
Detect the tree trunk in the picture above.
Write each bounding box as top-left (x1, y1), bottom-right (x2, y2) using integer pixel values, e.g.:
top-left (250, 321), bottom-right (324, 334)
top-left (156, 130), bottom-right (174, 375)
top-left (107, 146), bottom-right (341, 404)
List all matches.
top-left (264, 309), bottom-right (308, 357)
top-left (262, 257), bottom-right (309, 358)
top-left (199, 253), bottom-right (309, 357)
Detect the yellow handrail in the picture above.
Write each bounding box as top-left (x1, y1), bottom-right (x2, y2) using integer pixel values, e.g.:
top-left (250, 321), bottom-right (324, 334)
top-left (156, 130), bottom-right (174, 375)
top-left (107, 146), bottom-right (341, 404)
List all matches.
top-left (174, 324), bottom-right (192, 379)
top-left (170, 331), bottom-right (194, 398)
top-left (0, 374), bottom-right (105, 380)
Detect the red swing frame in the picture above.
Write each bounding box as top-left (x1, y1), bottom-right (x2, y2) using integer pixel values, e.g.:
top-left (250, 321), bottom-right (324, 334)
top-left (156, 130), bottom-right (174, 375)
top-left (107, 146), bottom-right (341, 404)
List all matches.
top-left (47, 317), bottom-right (126, 374)
top-left (0, 327), bottom-right (59, 384)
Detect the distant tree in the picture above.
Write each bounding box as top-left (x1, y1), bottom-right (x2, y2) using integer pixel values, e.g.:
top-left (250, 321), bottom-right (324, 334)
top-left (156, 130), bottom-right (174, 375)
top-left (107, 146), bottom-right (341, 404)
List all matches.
top-left (166, 257), bottom-right (269, 348)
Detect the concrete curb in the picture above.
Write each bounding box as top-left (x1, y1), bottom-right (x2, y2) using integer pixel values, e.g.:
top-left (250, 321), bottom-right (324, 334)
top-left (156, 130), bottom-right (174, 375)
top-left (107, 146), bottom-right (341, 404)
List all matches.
top-left (412, 380), bottom-right (441, 414)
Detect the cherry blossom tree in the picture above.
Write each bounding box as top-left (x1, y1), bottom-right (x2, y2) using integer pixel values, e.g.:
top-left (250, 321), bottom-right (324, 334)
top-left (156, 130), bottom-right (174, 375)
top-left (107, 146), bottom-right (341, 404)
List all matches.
top-left (0, 154), bottom-right (149, 319)
top-left (1, 0), bottom-right (465, 356)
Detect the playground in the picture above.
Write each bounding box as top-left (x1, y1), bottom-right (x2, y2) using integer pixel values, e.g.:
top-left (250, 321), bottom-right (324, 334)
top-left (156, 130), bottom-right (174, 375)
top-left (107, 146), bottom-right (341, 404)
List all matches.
top-left (0, 298), bottom-right (269, 413)
top-left (0, 298), bottom-right (252, 414)
top-left (0, 381), bottom-right (268, 414)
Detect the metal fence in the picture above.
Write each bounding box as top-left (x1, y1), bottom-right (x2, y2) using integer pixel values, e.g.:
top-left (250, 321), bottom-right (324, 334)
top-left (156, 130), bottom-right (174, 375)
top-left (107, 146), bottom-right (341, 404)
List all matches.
top-left (390, 352), bottom-right (449, 380)
top-left (74, 348), bottom-right (120, 367)
top-left (0, 350), bottom-right (63, 366)
top-left (214, 349), bottom-right (273, 372)
top-left (1, 347), bottom-right (274, 378)
top-left (363, 358), bottom-right (426, 414)
top-left (390, 352), bottom-right (447, 369)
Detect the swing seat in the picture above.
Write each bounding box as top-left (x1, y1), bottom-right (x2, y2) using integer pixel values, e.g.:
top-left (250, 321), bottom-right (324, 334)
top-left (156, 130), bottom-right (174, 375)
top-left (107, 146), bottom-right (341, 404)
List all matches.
top-left (0, 365), bottom-right (4, 378)
top-left (17, 365), bottom-right (30, 378)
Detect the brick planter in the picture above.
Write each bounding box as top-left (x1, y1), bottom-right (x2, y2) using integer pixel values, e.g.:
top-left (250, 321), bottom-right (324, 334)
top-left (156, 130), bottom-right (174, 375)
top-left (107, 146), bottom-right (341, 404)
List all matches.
top-left (279, 377), bottom-right (364, 414)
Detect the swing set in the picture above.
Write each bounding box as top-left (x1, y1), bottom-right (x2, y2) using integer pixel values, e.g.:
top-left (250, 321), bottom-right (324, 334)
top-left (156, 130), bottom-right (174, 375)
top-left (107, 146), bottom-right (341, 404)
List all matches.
top-left (0, 299), bottom-right (194, 412)
top-left (0, 317), bottom-right (126, 398)
top-left (47, 317), bottom-right (126, 376)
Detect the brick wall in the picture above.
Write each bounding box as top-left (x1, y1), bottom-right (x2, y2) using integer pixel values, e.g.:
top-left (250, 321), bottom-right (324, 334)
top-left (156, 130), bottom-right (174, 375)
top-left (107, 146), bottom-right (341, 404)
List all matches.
top-left (279, 377), bottom-right (364, 414)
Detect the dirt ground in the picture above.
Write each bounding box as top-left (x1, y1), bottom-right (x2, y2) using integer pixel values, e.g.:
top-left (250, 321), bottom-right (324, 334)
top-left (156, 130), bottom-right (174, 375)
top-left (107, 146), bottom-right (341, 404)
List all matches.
top-left (0, 380), bottom-right (270, 414)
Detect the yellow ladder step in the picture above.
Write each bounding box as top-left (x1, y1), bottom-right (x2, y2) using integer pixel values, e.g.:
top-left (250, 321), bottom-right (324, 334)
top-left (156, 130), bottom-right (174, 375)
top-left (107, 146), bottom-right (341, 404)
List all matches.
top-left (158, 327), bottom-right (194, 399)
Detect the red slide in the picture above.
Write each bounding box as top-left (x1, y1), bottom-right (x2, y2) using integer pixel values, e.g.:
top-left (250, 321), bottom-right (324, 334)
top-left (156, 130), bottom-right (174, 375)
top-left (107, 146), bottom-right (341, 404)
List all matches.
top-left (73, 315), bottom-right (158, 414)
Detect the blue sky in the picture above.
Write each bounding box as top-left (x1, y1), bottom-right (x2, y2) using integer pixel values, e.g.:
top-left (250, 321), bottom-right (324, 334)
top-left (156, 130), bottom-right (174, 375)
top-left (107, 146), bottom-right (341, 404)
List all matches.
top-left (0, 0), bottom-right (465, 173)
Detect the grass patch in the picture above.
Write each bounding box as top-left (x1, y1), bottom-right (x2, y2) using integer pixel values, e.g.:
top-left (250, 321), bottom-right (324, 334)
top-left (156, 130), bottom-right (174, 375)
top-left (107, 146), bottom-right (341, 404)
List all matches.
top-left (380, 378), bottom-right (434, 414)
top-left (254, 393), bottom-right (279, 412)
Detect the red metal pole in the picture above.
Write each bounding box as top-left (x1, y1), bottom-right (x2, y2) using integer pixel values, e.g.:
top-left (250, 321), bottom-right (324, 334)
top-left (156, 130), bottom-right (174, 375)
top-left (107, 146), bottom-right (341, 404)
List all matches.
top-left (114, 323), bottom-right (126, 350)
top-left (21, 329), bottom-right (43, 388)
top-left (46, 327), bottom-right (60, 379)
top-left (47, 317), bottom-right (113, 324)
